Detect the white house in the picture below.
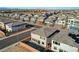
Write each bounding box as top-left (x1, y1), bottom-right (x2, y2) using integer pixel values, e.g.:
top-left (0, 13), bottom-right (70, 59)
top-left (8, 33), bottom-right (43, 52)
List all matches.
top-left (0, 18), bottom-right (13, 32)
top-left (55, 15), bottom-right (67, 25)
top-left (9, 13), bottom-right (14, 18)
top-left (3, 13), bottom-right (9, 17)
top-left (11, 13), bottom-right (19, 19)
top-left (37, 16), bottom-right (45, 22)
top-left (45, 16), bottom-right (57, 26)
top-left (30, 16), bottom-right (37, 23)
top-left (67, 17), bottom-right (79, 34)
top-left (51, 30), bottom-right (79, 52)
top-left (36, 16), bottom-right (45, 25)
top-left (20, 15), bottom-right (25, 20)
top-left (23, 16), bottom-right (29, 22)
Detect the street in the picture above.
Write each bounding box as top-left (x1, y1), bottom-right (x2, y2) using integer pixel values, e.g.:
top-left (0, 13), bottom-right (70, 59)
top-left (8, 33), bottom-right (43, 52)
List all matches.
top-left (0, 27), bottom-right (36, 49)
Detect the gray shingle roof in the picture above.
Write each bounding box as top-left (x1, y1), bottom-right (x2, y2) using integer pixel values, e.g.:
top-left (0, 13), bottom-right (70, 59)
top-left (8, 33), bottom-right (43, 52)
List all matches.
top-left (0, 17), bottom-right (12, 24)
top-left (32, 26), bottom-right (79, 48)
top-left (51, 30), bottom-right (79, 48)
top-left (32, 27), bottom-right (57, 37)
top-left (12, 22), bottom-right (26, 26)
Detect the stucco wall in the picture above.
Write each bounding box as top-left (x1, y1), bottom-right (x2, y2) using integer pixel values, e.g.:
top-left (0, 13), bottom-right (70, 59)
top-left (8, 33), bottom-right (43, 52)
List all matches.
top-left (51, 40), bottom-right (78, 52)
top-left (31, 33), bottom-right (46, 48)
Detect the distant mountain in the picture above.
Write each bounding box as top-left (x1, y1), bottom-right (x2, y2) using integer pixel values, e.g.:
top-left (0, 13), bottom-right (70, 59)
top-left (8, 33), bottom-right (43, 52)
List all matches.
top-left (0, 7), bottom-right (79, 10)
top-left (0, 7), bottom-right (16, 10)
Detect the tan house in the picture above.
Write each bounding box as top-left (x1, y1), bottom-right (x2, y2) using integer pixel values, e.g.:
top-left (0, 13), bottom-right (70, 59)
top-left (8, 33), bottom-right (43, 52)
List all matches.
top-left (31, 27), bottom-right (79, 52)
top-left (31, 27), bottom-right (58, 48)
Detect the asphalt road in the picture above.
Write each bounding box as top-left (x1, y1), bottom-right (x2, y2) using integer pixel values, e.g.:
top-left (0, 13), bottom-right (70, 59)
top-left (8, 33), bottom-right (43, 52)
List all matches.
top-left (0, 28), bottom-right (35, 49)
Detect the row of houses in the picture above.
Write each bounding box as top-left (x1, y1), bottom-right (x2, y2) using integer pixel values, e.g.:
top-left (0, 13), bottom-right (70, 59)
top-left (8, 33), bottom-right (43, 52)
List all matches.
top-left (0, 12), bottom-right (79, 34)
top-left (44, 14), bottom-right (79, 34)
top-left (0, 12), bottom-right (39, 22)
top-left (31, 27), bottom-right (79, 52)
top-left (0, 17), bottom-right (28, 36)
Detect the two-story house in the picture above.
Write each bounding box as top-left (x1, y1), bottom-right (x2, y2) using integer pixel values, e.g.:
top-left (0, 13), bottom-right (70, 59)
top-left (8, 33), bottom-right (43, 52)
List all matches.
top-left (67, 18), bottom-right (79, 34)
top-left (31, 27), bottom-right (58, 48)
top-left (51, 30), bottom-right (79, 52)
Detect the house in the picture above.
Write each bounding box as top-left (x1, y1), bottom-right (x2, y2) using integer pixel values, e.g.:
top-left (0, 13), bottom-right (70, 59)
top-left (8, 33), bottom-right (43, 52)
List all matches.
top-left (0, 18), bottom-right (13, 32)
top-left (67, 17), bottom-right (79, 34)
top-left (9, 13), bottom-right (14, 18)
top-left (11, 14), bottom-right (16, 19)
top-left (31, 26), bottom-right (79, 52)
top-left (0, 13), bottom-right (4, 16)
top-left (20, 15), bottom-right (25, 20)
top-left (30, 16), bottom-right (37, 23)
top-left (23, 16), bottom-right (29, 22)
top-left (3, 13), bottom-right (9, 17)
top-left (51, 30), bottom-right (79, 52)
top-left (15, 14), bottom-right (20, 20)
top-left (11, 13), bottom-right (19, 19)
top-left (37, 16), bottom-right (45, 22)
top-left (36, 16), bottom-right (45, 25)
top-left (45, 16), bottom-right (57, 26)
top-left (32, 14), bottom-right (39, 23)
top-left (55, 14), bottom-right (68, 28)
top-left (12, 22), bottom-right (26, 31)
top-left (31, 27), bottom-right (58, 48)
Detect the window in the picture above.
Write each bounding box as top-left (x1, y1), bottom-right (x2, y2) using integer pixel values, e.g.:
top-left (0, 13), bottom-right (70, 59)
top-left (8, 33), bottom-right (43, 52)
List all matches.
top-left (38, 41), bottom-right (40, 44)
top-left (42, 42), bottom-right (44, 45)
top-left (62, 22), bottom-right (64, 24)
top-left (32, 39), bottom-right (38, 42)
top-left (59, 49), bottom-right (63, 52)
top-left (71, 21), bottom-right (73, 24)
top-left (68, 20), bottom-right (70, 23)
top-left (54, 46), bottom-right (57, 50)
top-left (53, 41), bottom-right (60, 45)
top-left (40, 37), bottom-right (45, 40)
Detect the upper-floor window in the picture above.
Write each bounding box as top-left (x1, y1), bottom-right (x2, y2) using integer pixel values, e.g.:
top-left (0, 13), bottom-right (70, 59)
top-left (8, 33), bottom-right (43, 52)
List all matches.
top-left (53, 41), bottom-right (60, 45)
top-left (40, 36), bottom-right (45, 40)
top-left (32, 39), bottom-right (38, 42)
top-left (71, 21), bottom-right (74, 24)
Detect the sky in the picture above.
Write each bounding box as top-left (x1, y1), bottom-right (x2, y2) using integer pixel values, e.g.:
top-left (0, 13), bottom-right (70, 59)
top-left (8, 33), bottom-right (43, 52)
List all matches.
top-left (0, 0), bottom-right (79, 7)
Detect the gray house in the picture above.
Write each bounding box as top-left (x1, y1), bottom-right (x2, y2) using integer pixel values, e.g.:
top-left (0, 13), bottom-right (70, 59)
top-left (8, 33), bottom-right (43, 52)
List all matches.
top-left (45, 16), bottom-right (58, 26)
top-left (12, 22), bottom-right (26, 31)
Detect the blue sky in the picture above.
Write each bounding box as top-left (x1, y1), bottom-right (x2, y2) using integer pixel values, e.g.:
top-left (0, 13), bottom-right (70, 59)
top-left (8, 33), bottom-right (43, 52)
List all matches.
top-left (0, 7), bottom-right (79, 10)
